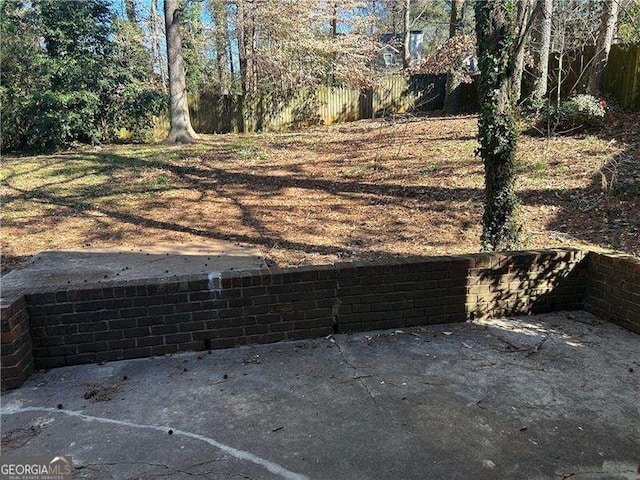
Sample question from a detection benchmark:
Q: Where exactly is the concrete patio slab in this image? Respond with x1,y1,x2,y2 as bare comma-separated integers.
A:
1,311,639,480
1,241,267,297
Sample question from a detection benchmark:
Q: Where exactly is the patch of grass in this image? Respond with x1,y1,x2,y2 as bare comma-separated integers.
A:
461,141,477,155
253,150,268,162
420,161,441,174
516,159,549,179
147,174,172,191
227,138,256,150
531,161,549,179
367,161,385,171
342,167,364,178
129,146,167,156
226,138,268,161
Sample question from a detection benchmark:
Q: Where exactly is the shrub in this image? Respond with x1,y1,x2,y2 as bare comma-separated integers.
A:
25,91,101,151
0,1,166,152
540,94,606,133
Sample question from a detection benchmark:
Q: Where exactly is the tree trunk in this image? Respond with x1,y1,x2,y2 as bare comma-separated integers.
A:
150,0,167,92
512,0,535,104
331,2,338,37
531,0,552,103
330,3,338,84
402,0,411,69
125,0,137,24
449,0,461,38
212,0,230,95
391,0,397,35
228,40,235,82
587,0,619,96
475,0,522,251
238,0,257,132
443,0,465,113
372,0,378,34
237,0,247,93
164,0,197,143
556,30,564,111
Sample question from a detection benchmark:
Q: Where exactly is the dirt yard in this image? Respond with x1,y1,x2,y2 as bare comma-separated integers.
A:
2,112,638,273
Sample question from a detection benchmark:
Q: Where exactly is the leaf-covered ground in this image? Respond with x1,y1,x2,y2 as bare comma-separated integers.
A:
2,112,638,273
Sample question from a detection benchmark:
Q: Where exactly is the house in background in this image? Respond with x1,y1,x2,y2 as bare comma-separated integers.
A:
378,31,425,71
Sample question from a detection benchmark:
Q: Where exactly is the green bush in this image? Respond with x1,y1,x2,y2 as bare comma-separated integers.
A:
0,0,166,152
25,91,101,151
540,94,606,133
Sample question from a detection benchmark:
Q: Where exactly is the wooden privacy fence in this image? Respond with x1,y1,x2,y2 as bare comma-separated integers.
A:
548,44,640,110
186,44,640,136
185,74,446,134
604,45,640,110
153,45,638,138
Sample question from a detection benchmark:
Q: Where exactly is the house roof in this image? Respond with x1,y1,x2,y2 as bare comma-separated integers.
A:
378,43,401,54
379,31,423,45
380,33,402,44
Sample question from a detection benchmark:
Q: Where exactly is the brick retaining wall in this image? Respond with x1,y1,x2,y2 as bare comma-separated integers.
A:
336,250,586,332
1,296,34,390
24,266,337,370
1,248,637,390
585,251,640,334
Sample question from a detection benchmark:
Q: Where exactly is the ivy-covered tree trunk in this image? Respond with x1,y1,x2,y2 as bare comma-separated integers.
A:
475,0,521,251
125,0,137,24
164,0,197,143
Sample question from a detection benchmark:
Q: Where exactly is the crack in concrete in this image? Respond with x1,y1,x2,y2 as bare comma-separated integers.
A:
0,405,309,480
332,338,400,428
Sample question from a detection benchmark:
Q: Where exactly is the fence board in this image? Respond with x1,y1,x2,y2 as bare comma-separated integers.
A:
183,74,446,134
604,45,640,110
548,44,639,110
155,47,639,139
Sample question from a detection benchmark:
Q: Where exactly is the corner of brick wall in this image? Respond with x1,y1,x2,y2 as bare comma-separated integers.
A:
1,295,34,390
585,250,640,334
336,249,588,333
466,249,588,321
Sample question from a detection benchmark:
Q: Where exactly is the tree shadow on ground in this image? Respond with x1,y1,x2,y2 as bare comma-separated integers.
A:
1,145,479,256
544,112,639,256
2,112,638,272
